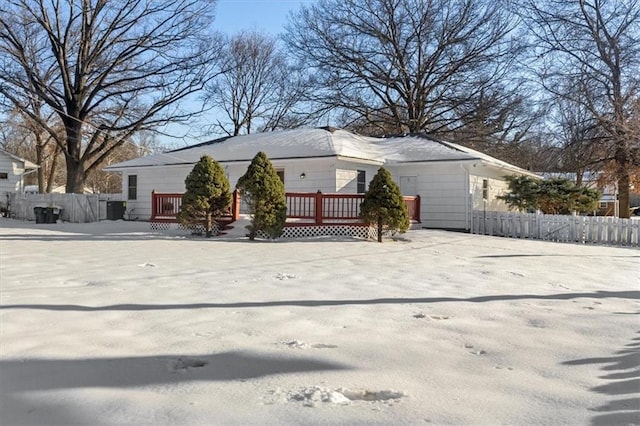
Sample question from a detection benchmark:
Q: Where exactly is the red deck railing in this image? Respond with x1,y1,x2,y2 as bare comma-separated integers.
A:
151,190,241,223
151,190,420,224
285,191,421,224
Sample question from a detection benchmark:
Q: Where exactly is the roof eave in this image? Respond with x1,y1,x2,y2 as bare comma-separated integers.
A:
479,159,540,178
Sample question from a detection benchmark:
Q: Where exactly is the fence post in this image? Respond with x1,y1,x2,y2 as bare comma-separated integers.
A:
315,190,323,225
232,189,241,221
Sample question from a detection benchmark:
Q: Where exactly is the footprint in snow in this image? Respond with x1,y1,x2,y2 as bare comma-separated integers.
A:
274,273,296,280
286,386,406,407
311,343,339,349
85,281,110,287
464,343,487,355
528,319,548,328
138,263,156,267
429,315,451,320
281,340,337,349
192,332,214,337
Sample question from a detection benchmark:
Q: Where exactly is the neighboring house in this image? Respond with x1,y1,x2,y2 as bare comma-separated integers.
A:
0,149,38,212
104,127,537,230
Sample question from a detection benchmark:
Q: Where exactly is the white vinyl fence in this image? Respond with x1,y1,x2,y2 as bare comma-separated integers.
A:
8,193,123,223
472,210,640,247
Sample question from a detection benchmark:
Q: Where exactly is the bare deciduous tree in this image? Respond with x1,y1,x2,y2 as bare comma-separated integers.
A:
0,0,221,193
520,0,640,217
551,95,607,186
205,31,309,136
285,0,523,137
0,106,64,192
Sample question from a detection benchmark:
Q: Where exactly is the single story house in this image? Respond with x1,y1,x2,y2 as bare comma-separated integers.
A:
104,127,538,230
0,149,38,212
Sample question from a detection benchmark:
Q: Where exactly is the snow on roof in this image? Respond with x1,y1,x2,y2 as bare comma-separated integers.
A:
104,127,533,176
105,128,383,170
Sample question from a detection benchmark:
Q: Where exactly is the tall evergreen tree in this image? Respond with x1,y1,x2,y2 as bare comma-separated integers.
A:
236,152,287,240
498,175,600,214
360,167,410,242
177,155,231,238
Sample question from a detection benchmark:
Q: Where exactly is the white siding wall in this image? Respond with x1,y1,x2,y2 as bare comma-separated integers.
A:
272,158,338,193
118,158,347,220
335,161,380,193
121,164,193,220
0,154,25,209
117,159,514,229
468,165,512,212
336,168,357,192
385,162,521,230
469,168,509,212
388,163,470,230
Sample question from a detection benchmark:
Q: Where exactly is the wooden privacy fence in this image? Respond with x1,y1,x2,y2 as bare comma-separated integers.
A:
472,210,640,247
151,190,421,225
8,193,102,223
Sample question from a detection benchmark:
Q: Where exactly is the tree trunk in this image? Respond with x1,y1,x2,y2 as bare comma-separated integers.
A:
36,143,45,193
46,146,61,193
65,159,86,194
617,165,630,219
205,213,213,238
64,120,86,193
377,217,383,243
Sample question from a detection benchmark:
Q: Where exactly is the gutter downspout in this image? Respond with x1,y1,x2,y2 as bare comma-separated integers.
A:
460,163,471,231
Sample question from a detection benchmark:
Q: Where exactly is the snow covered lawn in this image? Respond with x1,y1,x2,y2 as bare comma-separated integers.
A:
1,218,638,425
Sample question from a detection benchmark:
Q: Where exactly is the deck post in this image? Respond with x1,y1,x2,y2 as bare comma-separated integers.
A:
151,190,157,220
315,190,323,225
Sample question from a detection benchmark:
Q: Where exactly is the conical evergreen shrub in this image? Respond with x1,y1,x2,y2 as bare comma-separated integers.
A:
360,167,410,242
236,151,287,240
176,155,231,237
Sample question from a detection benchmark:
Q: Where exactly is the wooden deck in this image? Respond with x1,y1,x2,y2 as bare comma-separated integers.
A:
151,190,421,226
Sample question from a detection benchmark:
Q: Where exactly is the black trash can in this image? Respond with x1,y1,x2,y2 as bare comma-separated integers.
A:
34,207,45,223
44,207,58,223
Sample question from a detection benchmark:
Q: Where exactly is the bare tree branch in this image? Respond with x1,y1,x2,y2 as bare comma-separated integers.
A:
0,0,222,192
519,0,640,217
285,0,523,137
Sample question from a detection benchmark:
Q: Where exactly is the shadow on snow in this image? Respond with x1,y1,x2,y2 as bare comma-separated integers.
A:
563,332,640,426
2,291,638,312
0,351,350,425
